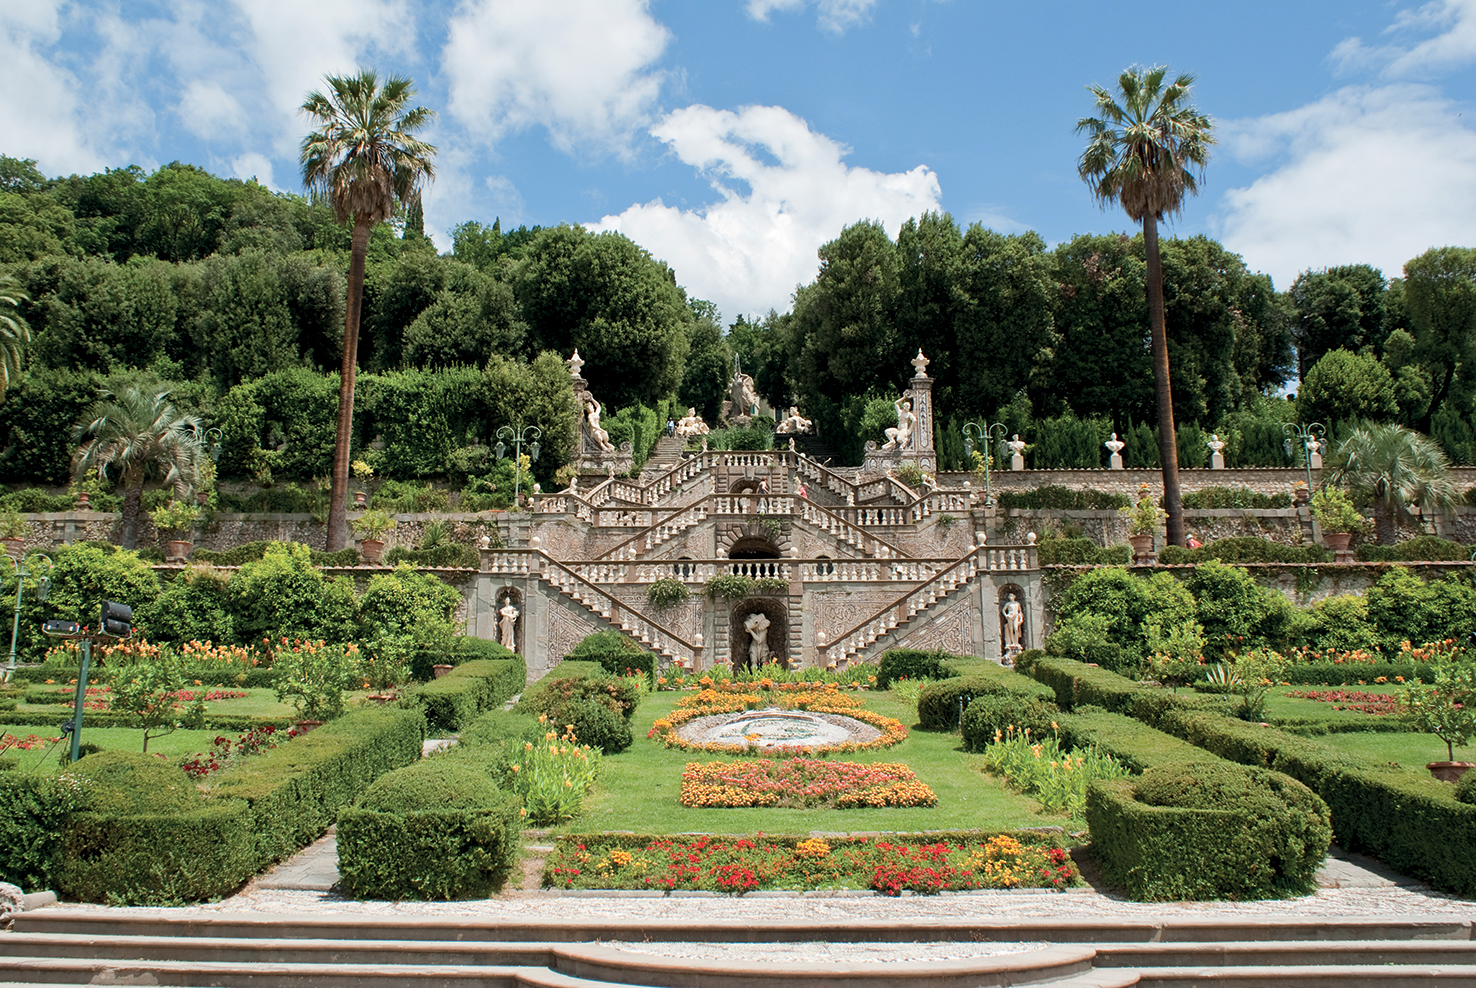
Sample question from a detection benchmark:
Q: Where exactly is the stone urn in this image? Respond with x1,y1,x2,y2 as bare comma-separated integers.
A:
1324,532,1354,563
1428,761,1474,783
432,664,454,679
354,490,367,508
166,539,193,563
1128,532,1155,564
360,538,385,565
75,491,90,509
195,491,209,506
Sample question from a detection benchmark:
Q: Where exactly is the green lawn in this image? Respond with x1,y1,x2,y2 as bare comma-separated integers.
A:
12,686,354,721
0,724,223,772
1313,729,1475,771
1262,685,1403,727
561,690,1048,835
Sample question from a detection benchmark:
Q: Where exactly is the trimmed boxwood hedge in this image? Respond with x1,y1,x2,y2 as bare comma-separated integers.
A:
337,759,522,900
876,649,961,690
916,668,1056,730
412,656,526,734
1158,537,1331,565
410,636,519,683
1356,537,1476,562
960,693,1057,751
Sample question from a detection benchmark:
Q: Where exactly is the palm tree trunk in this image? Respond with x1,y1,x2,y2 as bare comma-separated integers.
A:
120,475,144,550
1143,213,1184,547
327,217,373,551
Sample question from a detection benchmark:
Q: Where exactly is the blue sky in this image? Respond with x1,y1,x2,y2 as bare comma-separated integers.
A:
5,0,1476,323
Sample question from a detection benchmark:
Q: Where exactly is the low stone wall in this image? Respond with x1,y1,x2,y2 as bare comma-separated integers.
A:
942,466,1476,498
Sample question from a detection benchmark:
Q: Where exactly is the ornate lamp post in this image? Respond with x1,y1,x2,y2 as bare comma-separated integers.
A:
961,421,1008,505
1282,422,1326,492
1,552,51,683
495,425,542,505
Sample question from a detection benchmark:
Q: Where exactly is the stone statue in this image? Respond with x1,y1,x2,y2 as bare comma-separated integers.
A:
743,611,771,667
584,398,615,452
730,373,760,418
1007,434,1027,471
1207,433,1226,470
1105,432,1125,470
881,398,915,451
675,407,710,438
1001,593,1024,650
498,596,520,651
776,406,813,435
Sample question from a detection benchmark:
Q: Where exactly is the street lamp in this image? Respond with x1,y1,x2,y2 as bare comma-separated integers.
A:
495,425,542,505
1282,422,1326,491
961,421,1008,505
1,552,51,683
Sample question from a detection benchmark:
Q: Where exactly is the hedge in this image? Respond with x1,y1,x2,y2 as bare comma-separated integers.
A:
409,636,518,683
384,544,480,569
337,759,522,900
9,666,278,689
1280,662,1436,686
876,649,962,689
1356,537,1476,562
960,693,1058,751
1019,654,1223,726
1052,709,1211,774
1158,538,1331,565
1086,762,1330,902
412,656,525,734
192,540,359,568
916,668,1055,730
1180,487,1293,509
209,706,425,869
0,774,86,892
1037,538,1132,566
997,485,1129,510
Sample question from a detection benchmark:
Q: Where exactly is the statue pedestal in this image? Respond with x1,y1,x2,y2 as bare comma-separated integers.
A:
1210,451,1225,469
1109,452,1124,470
1002,643,1022,668
1010,453,1024,471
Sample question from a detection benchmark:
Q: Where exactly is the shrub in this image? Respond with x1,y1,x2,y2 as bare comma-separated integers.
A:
1158,537,1331,565
562,699,634,753
1088,761,1331,901
1048,567,1195,670
1357,537,1476,562
193,540,358,569
383,543,479,568
147,564,235,644
1455,768,1476,806
413,658,524,733
337,759,522,900
997,485,1129,510
568,630,654,682
225,542,358,645
408,636,519,683
272,642,361,721
960,694,1057,752
1044,613,1131,673
916,670,1055,730
1365,568,1476,651
1302,595,1381,653
1180,487,1293,509
0,773,90,891
1037,537,1132,566
518,673,641,750
1184,559,1295,657
876,649,961,690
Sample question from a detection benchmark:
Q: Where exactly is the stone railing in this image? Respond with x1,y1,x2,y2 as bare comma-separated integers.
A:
482,549,996,586
824,548,990,663
540,555,701,664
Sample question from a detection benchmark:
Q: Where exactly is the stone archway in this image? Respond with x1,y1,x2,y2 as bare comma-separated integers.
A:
729,598,788,671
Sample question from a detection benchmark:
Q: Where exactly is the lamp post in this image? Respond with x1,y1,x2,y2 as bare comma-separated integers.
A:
1282,422,1326,492
495,425,542,505
1,552,51,683
961,421,1008,506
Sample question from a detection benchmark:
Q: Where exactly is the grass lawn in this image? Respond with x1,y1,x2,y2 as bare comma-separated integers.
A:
0,724,223,773
1262,686,1403,728
12,686,324,721
1313,729,1475,771
562,690,1050,835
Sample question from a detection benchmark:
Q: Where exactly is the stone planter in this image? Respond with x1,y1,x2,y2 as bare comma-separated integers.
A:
432,664,454,679
74,492,90,509
1324,532,1354,563
360,538,385,565
354,490,367,508
1428,761,1474,783
166,540,192,563
1128,532,1155,564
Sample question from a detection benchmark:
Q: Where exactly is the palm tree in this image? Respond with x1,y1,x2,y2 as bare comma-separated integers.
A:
72,389,204,549
0,275,32,396
1331,422,1458,545
300,71,436,550
1077,66,1214,547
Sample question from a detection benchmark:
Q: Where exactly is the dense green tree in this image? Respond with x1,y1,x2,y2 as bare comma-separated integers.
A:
727,311,791,411
71,388,205,548
0,156,49,194
1297,348,1398,426
401,275,525,369
31,256,178,372
678,300,731,424
1077,64,1215,547
300,70,437,551
1331,422,1459,545
953,226,1056,418
1289,265,1388,378
512,225,689,408
0,191,77,262
893,212,965,411
188,250,300,383
481,351,579,485
1403,246,1476,432
0,274,31,395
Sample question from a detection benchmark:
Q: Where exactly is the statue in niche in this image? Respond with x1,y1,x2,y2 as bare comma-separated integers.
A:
881,398,915,451
743,611,771,667
676,407,710,438
498,596,520,651
776,406,813,435
584,398,615,452
1001,593,1024,650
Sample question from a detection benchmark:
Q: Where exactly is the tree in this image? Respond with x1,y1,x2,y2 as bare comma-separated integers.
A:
1298,348,1398,426
1403,246,1476,432
1331,422,1459,545
0,274,32,396
1077,65,1215,547
300,71,437,550
71,388,205,548
1289,265,1388,379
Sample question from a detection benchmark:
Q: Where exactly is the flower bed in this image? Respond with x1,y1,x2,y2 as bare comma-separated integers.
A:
680,759,937,809
544,832,1079,895
1286,689,1400,716
26,685,248,711
647,685,907,756
656,668,876,691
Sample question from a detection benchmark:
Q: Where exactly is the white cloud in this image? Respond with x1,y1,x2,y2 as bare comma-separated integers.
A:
230,152,276,189
745,0,879,33
589,104,942,321
442,0,670,154
1333,0,1476,76
1216,84,1476,289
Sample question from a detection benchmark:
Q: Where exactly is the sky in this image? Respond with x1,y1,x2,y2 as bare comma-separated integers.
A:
4,0,1476,325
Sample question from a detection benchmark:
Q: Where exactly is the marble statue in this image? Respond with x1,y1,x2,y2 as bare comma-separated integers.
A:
730,373,760,418
498,596,520,651
1001,593,1024,650
1007,434,1027,471
881,398,915,451
1207,433,1226,470
1105,432,1125,470
675,407,710,438
584,398,615,452
743,611,771,667
776,406,813,435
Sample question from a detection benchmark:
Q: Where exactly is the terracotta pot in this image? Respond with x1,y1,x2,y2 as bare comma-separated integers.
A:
1293,487,1311,506
1,537,22,559
195,491,209,506
1428,761,1474,783
75,492,90,509
354,490,367,508
360,538,385,565
166,539,192,562
294,719,323,734
432,664,454,679
1324,531,1354,563
1128,532,1155,563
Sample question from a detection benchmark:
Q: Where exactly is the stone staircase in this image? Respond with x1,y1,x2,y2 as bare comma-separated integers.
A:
540,557,697,664
643,434,686,472
8,911,1476,986
824,548,989,664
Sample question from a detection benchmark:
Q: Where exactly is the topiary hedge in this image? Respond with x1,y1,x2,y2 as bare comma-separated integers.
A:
412,657,525,734
998,485,1129,510
1037,537,1132,566
336,759,522,900
916,669,1055,730
516,671,641,753
384,544,480,569
876,649,961,690
1158,537,1331,565
1180,487,1293,509
0,773,88,893
409,636,519,683
192,539,359,568
1356,537,1476,562
960,693,1057,751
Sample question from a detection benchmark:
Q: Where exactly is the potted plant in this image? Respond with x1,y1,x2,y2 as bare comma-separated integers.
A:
149,500,202,562
1120,485,1165,563
1310,487,1369,561
352,509,394,564
351,459,374,507
0,509,25,558
1400,662,1476,782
